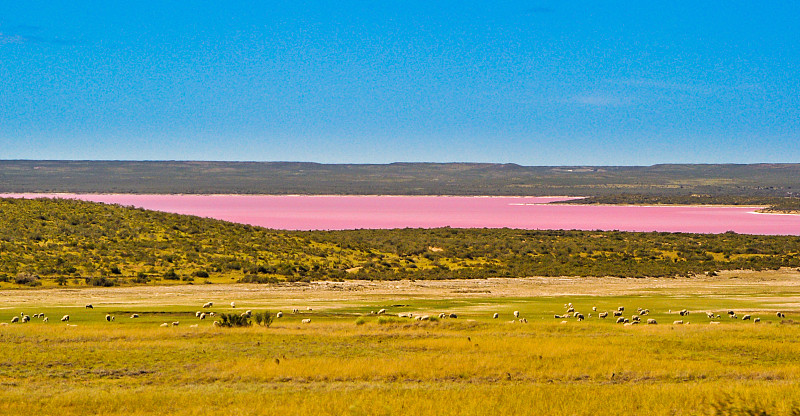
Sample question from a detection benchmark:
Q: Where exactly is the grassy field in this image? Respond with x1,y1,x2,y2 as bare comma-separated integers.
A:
2,270,800,415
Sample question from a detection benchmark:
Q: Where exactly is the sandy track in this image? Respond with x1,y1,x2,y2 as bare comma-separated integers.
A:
2,269,799,308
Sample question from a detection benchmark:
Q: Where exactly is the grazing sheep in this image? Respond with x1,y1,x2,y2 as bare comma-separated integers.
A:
42,317,48,322
599,312,608,318
276,312,283,318
22,315,30,323
105,314,113,322
160,323,169,327
742,315,751,320
592,306,597,311
11,316,19,323
245,310,252,317
130,314,139,319
306,307,312,311
199,313,206,320
32,313,39,318
377,309,386,315
640,309,649,316
207,312,215,316
575,313,585,321
520,318,528,323
301,318,311,324
85,304,93,309
616,317,625,324
730,314,738,319
679,309,689,316
647,319,657,325
706,312,715,319
449,313,458,319
202,302,213,308
618,306,624,312
493,313,499,319
513,311,520,318
398,313,409,318
566,307,575,313
61,315,70,322
631,315,640,322
195,311,202,317
230,302,236,308
172,321,179,326
673,320,684,325
728,310,735,316
292,309,299,314
754,318,761,323
439,313,447,319
212,321,220,327
777,312,786,318
420,315,430,321
554,315,562,319
613,311,623,317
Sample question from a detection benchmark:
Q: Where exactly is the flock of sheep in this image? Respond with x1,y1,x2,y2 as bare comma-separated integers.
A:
1,300,789,327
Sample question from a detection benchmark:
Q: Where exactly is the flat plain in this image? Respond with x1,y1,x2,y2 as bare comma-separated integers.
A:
2,269,800,415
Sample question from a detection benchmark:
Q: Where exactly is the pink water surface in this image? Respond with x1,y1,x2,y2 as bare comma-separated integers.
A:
3,194,800,235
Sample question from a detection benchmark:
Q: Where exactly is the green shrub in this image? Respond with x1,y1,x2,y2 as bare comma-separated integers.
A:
355,317,366,325
86,276,119,287
163,269,179,280
217,313,251,327
193,270,209,278
15,272,39,285
252,312,273,327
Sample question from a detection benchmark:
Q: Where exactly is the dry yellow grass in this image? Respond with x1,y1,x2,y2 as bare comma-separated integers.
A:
2,270,800,415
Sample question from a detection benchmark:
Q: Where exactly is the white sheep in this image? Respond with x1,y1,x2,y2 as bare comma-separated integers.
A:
61,315,70,322
301,318,311,324
105,314,113,322
230,302,236,308
592,306,597,311
11,316,19,323
742,315,751,320
599,312,608,318
513,311,520,318
377,309,386,315
616,317,625,324
647,319,657,325
754,318,761,323
43,317,48,323
439,313,447,319
130,314,139,318
493,313,499,319
22,315,30,323
195,311,202,317
673,320,684,325
160,323,169,327
618,306,625,312
172,321,179,326
202,302,213,308
276,312,283,318
199,313,206,320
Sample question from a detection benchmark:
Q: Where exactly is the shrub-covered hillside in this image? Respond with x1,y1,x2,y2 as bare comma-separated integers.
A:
1,197,799,287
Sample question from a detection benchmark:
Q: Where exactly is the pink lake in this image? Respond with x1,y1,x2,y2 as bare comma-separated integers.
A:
3,194,800,235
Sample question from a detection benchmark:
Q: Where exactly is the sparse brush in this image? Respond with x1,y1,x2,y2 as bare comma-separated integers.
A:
253,312,273,327
217,313,251,327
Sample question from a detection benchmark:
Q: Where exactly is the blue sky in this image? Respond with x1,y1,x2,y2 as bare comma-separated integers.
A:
1,1,798,164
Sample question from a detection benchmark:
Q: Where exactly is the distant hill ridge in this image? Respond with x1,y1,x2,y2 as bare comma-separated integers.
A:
1,160,799,197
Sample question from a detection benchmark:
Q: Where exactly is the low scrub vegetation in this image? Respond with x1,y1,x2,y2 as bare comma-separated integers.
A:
2,197,800,287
